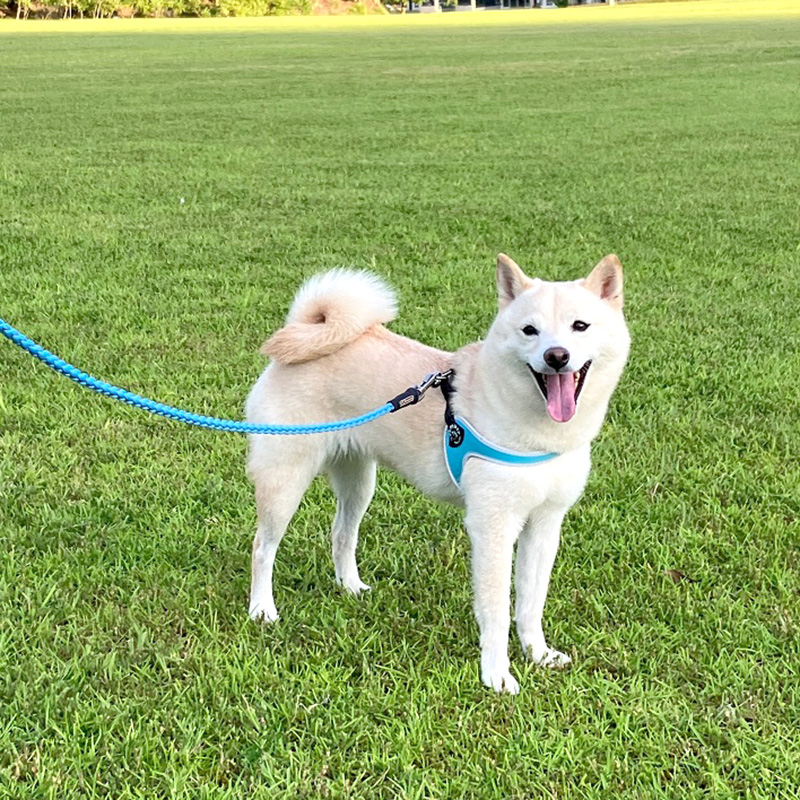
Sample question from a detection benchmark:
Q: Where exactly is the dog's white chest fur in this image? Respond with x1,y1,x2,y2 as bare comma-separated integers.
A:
460,445,592,516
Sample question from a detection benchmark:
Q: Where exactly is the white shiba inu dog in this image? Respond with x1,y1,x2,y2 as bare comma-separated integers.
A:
246,254,630,693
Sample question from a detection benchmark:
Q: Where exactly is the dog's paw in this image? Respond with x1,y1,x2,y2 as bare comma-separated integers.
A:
533,648,572,669
481,651,520,694
337,576,371,596
482,668,520,694
249,600,279,623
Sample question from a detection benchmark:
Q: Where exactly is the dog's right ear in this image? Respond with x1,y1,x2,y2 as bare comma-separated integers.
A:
496,254,531,309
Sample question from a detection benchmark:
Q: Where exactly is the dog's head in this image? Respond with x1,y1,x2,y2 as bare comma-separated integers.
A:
488,253,630,424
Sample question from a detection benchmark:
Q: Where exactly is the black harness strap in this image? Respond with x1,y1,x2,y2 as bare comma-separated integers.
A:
438,370,464,448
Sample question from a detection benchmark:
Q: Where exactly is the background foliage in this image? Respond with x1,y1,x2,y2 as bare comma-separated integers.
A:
3,0,331,20
1,2,799,796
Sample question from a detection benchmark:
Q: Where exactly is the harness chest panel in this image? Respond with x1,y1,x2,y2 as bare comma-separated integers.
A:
443,415,559,489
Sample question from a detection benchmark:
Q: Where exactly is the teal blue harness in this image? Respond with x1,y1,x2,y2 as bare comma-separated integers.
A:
443,415,559,488
438,372,560,489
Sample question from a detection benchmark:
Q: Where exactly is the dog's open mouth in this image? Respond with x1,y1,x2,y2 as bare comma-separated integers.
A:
528,361,591,423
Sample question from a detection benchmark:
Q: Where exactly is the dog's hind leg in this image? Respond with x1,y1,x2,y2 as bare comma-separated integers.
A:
326,454,376,596
249,444,323,623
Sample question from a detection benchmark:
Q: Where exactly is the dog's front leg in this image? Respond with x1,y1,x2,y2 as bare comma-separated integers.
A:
514,507,571,668
465,504,526,694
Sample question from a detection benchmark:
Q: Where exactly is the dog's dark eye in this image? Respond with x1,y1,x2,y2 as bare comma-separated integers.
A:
522,325,539,337
572,320,590,332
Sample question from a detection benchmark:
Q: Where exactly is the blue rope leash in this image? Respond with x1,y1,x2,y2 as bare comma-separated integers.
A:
0,318,405,435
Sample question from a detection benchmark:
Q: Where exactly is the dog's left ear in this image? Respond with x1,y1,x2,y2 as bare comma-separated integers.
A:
497,254,532,309
584,254,623,310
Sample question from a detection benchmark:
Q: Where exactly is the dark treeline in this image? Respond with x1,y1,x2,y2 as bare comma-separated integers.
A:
2,0,385,17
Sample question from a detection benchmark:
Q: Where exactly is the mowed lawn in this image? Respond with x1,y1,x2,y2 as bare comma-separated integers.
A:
1,1,799,796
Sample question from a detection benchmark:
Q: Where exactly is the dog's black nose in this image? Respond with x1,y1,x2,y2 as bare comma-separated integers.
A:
544,347,570,371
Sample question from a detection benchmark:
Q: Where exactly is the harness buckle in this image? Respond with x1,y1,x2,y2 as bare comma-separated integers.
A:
448,423,464,448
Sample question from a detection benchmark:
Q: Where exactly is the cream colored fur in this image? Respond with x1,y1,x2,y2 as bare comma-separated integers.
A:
261,269,398,365
246,255,630,693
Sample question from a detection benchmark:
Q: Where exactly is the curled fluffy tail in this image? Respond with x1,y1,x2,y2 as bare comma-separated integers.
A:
261,269,398,365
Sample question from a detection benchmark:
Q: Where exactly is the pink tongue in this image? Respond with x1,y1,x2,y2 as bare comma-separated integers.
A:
546,373,576,423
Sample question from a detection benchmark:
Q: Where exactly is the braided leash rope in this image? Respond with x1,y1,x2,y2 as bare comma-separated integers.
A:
0,318,399,435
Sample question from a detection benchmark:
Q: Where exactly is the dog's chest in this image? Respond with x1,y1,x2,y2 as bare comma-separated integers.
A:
462,446,591,514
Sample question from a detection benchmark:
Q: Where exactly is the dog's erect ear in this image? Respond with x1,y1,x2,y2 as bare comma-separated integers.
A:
496,254,531,308
584,254,624,310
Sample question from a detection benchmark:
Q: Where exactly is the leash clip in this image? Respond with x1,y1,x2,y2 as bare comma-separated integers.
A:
388,370,452,413
416,370,448,395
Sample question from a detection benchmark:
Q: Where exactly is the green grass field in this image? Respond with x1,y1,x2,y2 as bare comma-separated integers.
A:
2,1,800,796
